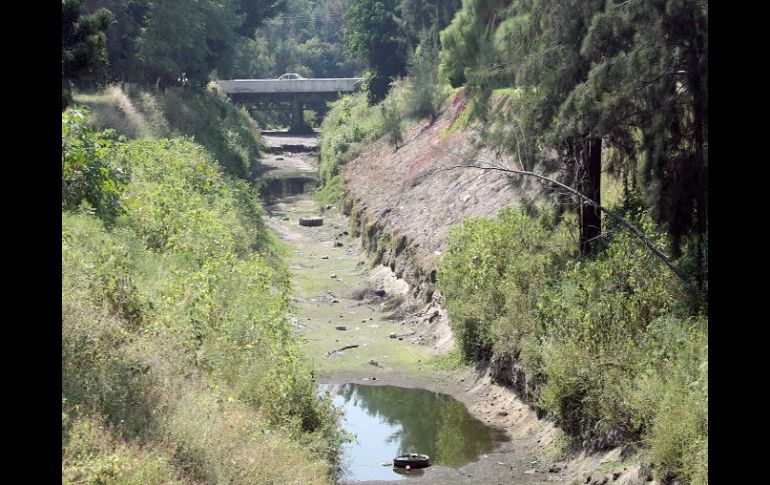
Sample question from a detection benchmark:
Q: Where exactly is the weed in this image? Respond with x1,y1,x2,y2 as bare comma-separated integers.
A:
437,206,707,479
62,111,343,483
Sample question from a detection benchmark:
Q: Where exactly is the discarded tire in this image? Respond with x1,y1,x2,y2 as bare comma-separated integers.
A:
299,217,323,227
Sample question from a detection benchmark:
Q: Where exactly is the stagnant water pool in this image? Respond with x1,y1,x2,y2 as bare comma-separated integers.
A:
322,383,509,482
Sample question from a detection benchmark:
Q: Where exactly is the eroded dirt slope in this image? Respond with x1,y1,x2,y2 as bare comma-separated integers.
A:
344,94,543,286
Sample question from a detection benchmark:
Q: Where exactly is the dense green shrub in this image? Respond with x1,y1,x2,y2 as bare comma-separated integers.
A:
118,137,274,260
73,84,265,179
533,212,696,451
316,92,384,203
438,208,572,359
437,207,707,483
155,85,265,179
62,107,131,224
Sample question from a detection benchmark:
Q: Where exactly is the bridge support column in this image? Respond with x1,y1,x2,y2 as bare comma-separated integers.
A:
289,96,312,134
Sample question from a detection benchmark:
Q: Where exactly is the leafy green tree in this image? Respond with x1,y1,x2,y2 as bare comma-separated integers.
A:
345,0,408,103
83,0,149,83
405,30,442,122
232,0,361,79
131,0,243,87
237,0,289,36
82,0,289,87
232,32,277,79
62,0,113,108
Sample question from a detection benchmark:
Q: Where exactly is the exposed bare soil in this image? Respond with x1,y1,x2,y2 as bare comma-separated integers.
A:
344,97,544,278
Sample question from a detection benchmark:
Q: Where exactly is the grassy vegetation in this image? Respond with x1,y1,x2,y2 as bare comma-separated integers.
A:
73,83,265,179
437,206,707,484
316,92,385,205
62,107,345,483
425,348,466,371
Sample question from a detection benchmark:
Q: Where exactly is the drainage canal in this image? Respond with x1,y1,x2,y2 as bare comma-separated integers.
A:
257,174,318,199
323,383,509,482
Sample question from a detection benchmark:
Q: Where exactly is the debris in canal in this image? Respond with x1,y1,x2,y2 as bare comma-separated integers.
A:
393,453,431,469
299,216,323,226
324,344,359,357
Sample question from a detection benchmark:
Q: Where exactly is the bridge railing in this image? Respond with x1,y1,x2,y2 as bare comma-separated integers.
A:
217,78,363,94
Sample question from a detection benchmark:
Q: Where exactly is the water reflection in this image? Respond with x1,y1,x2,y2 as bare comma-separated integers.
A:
326,383,508,482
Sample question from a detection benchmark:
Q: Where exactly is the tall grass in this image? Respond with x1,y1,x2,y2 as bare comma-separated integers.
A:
62,108,345,483
73,83,265,179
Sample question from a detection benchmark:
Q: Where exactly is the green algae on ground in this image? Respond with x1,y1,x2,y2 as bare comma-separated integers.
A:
265,195,433,377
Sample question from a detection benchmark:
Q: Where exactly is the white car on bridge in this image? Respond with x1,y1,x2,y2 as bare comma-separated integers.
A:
278,73,304,80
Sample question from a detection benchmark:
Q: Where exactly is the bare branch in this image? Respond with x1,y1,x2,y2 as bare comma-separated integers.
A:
429,163,687,281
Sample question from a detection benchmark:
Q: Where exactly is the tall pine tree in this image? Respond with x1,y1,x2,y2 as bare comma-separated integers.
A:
62,0,113,108
557,0,708,281
495,0,607,254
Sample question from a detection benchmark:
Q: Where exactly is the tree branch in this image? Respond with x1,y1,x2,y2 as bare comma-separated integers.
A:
430,163,688,281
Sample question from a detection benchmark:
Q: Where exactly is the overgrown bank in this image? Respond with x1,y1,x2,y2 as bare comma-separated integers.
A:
62,108,345,483
73,84,265,180
316,82,707,482
438,208,707,484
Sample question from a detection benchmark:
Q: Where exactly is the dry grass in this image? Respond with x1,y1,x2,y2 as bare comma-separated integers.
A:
73,83,265,179
62,272,336,485
73,86,168,139
164,380,332,484
62,413,185,484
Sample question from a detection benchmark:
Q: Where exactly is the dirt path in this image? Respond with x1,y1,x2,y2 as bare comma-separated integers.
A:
260,132,567,485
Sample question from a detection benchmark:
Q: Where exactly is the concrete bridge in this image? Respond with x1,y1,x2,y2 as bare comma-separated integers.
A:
216,77,363,133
